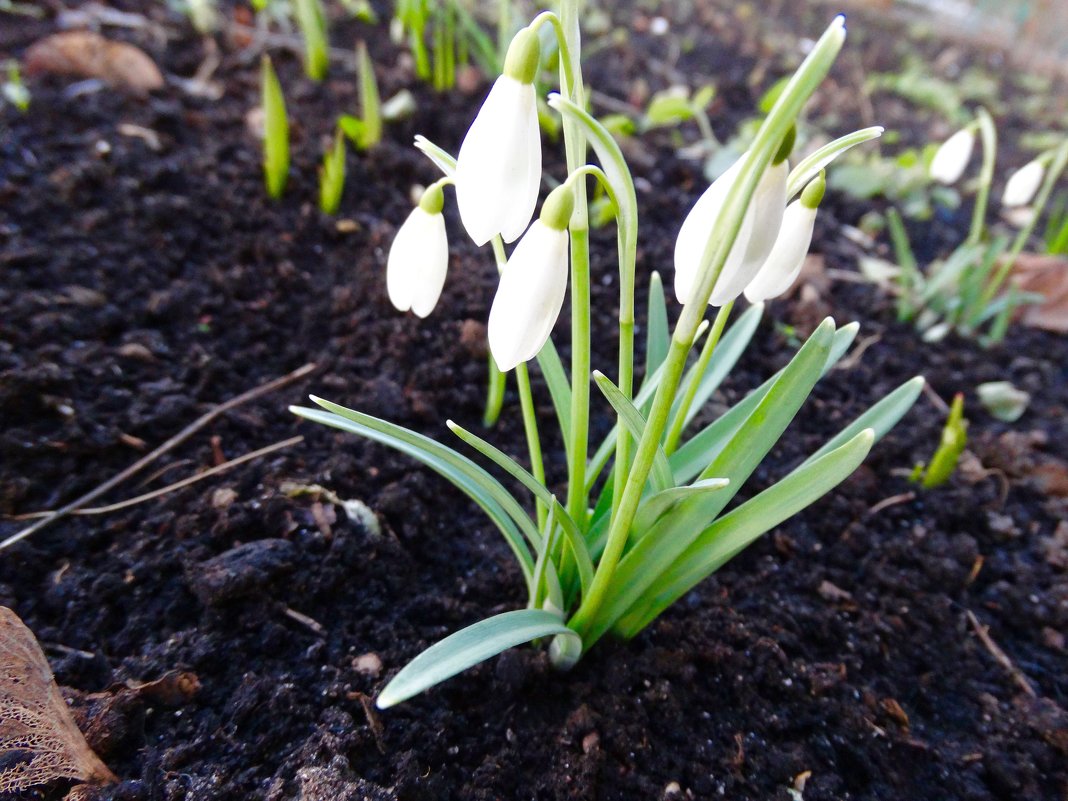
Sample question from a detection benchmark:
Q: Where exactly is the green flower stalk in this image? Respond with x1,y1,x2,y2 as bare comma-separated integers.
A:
292,12,921,707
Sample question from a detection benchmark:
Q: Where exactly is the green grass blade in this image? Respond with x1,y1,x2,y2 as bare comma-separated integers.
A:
535,339,572,460
293,0,329,80
318,131,346,215
616,429,875,638
643,271,669,381
355,41,382,149
797,375,924,469
670,321,856,484
291,401,536,580
592,372,673,493
377,610,580,708
413,134,456,176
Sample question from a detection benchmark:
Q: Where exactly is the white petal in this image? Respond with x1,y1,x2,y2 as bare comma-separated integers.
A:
455,77,542,247
673,157,755,306
740,160,789,268
929,129,974,184
1001,159,1044,208
487,221,569,371
387,207,448,317
743,201,817,303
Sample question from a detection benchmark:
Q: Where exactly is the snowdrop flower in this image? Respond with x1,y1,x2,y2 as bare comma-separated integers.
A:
386,183,449,318
675,131,794,307
487,184,573,371
1001,159,1044,207
929,128,975,184
745,173,825,303
455,27,542,247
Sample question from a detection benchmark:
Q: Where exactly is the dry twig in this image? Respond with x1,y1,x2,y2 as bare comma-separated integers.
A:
966,610,1038,698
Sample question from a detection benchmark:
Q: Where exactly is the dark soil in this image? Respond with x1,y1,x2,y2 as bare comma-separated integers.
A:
2,2,1067,800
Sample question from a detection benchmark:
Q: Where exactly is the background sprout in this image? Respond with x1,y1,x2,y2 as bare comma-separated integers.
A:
338,41,382,151
260,55,290,200
1,60,30,112
318,130,346,215
293,0,330,81
912,393,968,489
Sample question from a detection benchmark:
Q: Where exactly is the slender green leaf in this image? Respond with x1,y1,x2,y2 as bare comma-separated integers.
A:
318,131,346,215
593,372,673,493
616,429,876,638
377,610,580,708
644,271,669,382
293,0,329,81
670,321,856,484
631,478,729,537
535,339,572,459
354,41,382,150
291,401,536,580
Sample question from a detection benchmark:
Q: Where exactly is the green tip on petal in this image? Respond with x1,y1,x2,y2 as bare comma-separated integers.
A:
540,183,575,230
801,170,826,209
503,27,540,85
418,183,445,214
773,126,796,165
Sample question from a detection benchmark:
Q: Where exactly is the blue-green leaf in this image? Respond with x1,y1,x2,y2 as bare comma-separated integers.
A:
592,372,673,493
377,609,580,708
644,271,670,381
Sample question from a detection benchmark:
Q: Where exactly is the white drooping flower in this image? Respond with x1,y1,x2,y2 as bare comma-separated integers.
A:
674,139,792,307
929,128,975,184
487,185,573,371
744,173,825,303
674,158,754,306
454,28,542,246
1001,159,1044,207
386,185,449,318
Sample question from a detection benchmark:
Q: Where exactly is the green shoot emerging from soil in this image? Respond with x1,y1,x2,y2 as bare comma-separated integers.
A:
318,130,346,215
294,0,330,81
293,11,924,708
911,393,967,489
260,55,290,200
338,42,383,151
891,110,1068,345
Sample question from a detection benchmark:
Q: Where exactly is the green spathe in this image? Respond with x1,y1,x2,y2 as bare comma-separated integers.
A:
503,27,540,85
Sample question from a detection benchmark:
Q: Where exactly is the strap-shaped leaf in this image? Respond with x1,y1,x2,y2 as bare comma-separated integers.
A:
292,399,536,580
786,126,884,197
669,301,764,432
592,372,673,493
644,271,670,382
670,321,858,484
535,339,572,457
631,478,730,538
581,320,836,646
615,429,875,638
377,609,581,708
446,421,594,597
796,375,923,470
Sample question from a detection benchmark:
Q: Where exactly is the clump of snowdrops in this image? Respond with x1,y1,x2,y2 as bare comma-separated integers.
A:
891,109,1068,344
292,11,924,707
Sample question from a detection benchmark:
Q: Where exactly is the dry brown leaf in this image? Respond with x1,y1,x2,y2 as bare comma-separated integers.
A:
1010,253,1068,333
25,31,163,94
0,607,117,793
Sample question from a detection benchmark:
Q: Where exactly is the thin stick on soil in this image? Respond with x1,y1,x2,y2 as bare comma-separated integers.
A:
9,437,303,520
0,363,316,551
965,610,1038,698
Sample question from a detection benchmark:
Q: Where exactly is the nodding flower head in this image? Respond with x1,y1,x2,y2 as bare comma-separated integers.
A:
386,184,449,318
487,184,573,371
929,128,975,185
1001,159,1044,208
454,27,543,247
744,172,825,303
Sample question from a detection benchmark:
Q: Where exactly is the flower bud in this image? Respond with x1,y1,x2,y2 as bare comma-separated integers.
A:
743,173,823,303
929,128,974,184
386,188,449,318
1001,159,1044,208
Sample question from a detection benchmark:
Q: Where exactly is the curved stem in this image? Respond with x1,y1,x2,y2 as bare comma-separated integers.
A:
515,363,547,528
967,108,997,247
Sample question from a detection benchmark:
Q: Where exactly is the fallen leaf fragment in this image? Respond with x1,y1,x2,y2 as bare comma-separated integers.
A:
125,670,201,706
1010,253,1068,333
0,607,117,793
25,31,163,93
